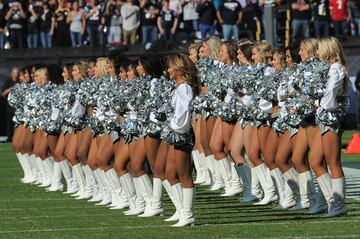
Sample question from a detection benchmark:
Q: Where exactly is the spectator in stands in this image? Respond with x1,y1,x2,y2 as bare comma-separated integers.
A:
217,0,242,41
1,67,19,142
121,0,140,45
67,1,86,47
182,0,199,41
107,0,123,45
196,0,217,40
157,0,178,41
39,1,55,48
55,0,70,47
329,0,351,41
291,0,311,44
84,0,103,47
140,0,160,47
0,2,6,49
312,0,330,38
5,1,26,48
170,0,182,16
239,0,258,40
349,0,360,36
27,0,42,48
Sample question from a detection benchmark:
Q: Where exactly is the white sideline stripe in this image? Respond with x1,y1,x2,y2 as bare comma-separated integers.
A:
0,198,75,203
0,219,360,234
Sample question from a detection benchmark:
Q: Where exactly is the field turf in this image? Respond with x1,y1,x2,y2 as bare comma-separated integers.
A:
0,131,359,239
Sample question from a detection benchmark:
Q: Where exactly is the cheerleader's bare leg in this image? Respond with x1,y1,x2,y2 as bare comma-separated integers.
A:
195,117,211,185
55,133,78,194
171,145,195,227
76,127,94,165
36,130,53,188
321,130,347,217
124,139,149,216
248,127,278,205
208,118,225,191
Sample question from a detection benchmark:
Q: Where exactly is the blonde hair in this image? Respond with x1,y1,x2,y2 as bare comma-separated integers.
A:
35,68,48,83
96,57,110,77
318,36,349,94
254,41,273,65
189,42,201,54
205,36,221,60
237,38,254,48
273,49,287,70
74,61,89,79
168,54,198,95
300,38,318,58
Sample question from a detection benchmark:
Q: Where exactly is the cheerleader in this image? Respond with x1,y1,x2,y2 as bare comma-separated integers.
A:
247,42,279,205
229,41,263,202
165,54,196,227
10,66,36,184
188,42,207,184
198,36,223,189
46,63,76,192
263,49,297,209
209,41,243,197
311,37,348,217
290,38,327,213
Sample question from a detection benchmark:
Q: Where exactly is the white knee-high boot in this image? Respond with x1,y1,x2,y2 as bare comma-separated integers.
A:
192,150,205,184
28,154,40,184
254,163,278,205
95,169,112,205
139,177,164,217
230,161,243,193
71,163,87,198
243,154,263,201
208,156,224,191
124,175,145,215
217,158,242,197
17,153,36,183
234,163,254,202
172,187,195,227
46,161,64,192
270,168,295,209
106,168,129,209
326,177,347,217
60,160,78,194
199,153,211,186
88,168,103,202
39,157,53,188
120,173,141,215
162,180,181,222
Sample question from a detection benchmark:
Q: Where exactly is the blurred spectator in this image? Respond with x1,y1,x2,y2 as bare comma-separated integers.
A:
1,67,19,142
196,0,217,40
84,0,103,47
312,0,330,37
27,0,42,48
217,0,242,41
182,0,199,41
121,0,140,45
291,0,311,44
157,0,178,40
169,0,182,15
329,0,351,41
67,1,86,47
107,0,122,44
349,0,360,36
140,0,160,46
39,1,55,48
240,0,258,40
54,0,70,47
0,1,5,49
5,1,26,48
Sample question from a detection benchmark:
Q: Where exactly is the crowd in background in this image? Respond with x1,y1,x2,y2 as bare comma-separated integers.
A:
0,0,360,49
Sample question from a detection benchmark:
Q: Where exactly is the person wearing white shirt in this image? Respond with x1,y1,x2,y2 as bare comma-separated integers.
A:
165,54,197,227
312,37,349,218
121,0,140,45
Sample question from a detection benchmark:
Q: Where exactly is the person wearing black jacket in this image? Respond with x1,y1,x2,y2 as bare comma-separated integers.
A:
312,0,330,37
4,1,26,48
196,0,216,40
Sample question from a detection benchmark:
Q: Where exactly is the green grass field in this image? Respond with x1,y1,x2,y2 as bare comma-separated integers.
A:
0,131,360,239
